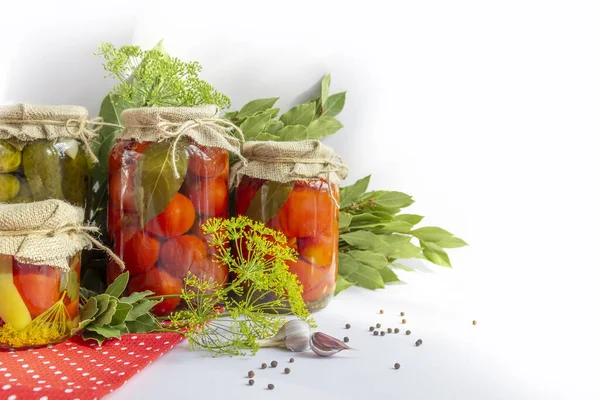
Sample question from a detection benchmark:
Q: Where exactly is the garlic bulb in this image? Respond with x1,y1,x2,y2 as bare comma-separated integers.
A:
309,332,351,357
257,319,311,352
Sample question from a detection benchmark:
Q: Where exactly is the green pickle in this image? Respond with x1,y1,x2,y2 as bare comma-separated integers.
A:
62,148,89,207
0,140,22,173
0,174,20,202
9,178,33,203
22,141,65,201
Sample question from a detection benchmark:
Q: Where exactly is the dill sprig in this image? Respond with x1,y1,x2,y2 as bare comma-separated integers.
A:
95,42,231,109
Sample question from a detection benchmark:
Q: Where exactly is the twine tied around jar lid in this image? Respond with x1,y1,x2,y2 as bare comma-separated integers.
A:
0,104,124,163
119,105,246,179
230,140,349,207
0,200,125,272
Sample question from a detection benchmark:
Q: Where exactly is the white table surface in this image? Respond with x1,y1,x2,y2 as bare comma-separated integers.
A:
107,263,598,400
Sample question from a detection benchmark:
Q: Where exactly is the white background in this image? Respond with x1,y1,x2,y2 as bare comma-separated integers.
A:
1,0,599,398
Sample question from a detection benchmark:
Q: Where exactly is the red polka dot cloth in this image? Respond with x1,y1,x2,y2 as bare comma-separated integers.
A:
0,333,184,400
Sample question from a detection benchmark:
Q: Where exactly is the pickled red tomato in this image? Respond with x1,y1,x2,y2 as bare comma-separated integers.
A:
188,146,228,178
279,184,336,238
119,228,161,275
12,262,61,318
108,208,139,238
108,140,149,173
129,267,182,317
145,192,196,238
160,235,208,279
235,177,264,215
109,170,136,211
297,234,336,268
286,259,329,303
187,178,228,217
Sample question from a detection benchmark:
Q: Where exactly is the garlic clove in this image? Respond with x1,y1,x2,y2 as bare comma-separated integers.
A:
257,319,311,352
309,332,351,357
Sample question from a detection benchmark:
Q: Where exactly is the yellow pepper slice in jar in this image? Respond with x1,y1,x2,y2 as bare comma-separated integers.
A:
0,255,32,330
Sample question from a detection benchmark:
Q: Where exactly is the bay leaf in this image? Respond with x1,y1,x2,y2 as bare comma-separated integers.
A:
277,125,308,141
94,298,118,326
252,132,280,141
104,271,129,298
120,290,154,304
240,112,273,139
22,141,65,201
80,297,98,321
340,231,388,251
238,98,279,119
421,240,452,267
375,220,414,234
320,74,331,114
245,181,294,223
126,299,161,321
362,190,414,209
265,120,284,134
334,275,355,295
134,140,189,224
339,212,353,229
280,103,315,127
81,331,108,346
411,226,454,242
378,266,401,283
86,324,122,339
348,250,389,269
306,116,343,139
436,236,468,248
338,253,360,275
110,302,133,326
348,264,385,290
395,214,424,225
340,175,370,208
323,92,346,117
126,314,161,333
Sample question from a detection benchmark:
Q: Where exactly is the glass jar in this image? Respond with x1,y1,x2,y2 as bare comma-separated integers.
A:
0,104,92,207
107,107,237,317
236,177,340,311
0,253,81,349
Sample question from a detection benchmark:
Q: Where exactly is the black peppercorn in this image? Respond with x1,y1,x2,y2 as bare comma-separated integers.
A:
271,360,278,368
284,367,291,374
248,371,255,378
400,312,405,316
374,331,379,336
387,328,392,334
289,358,295,363
394,328,400,334
402,319,407,324
369,326,375,332
345,323,351,329
415,339,422,346
381,331,386,337
405,330,411,335
380,309,384,314
473,320,477,326
261,363,267,369
343,336,349,343
394,363,401,369
376,323,381,328
268,384,275,390
249,379,255,386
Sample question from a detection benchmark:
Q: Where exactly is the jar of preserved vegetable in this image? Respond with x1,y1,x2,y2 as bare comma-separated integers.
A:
231,140,348,311
107,106,243,317
0,104,96,207
0,200,90,349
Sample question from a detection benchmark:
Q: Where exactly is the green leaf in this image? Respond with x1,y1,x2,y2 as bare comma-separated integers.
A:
240,112,273,139
378,266,401,283
81,331,107,346
280,103,316,127
113,322,130,335
94,294,111,316
421,241,452,267
224,111,238,119
262,108,280,118
395,214,424,225
94,298,118,326
364,191,413,209
306,116,343,139
245,181,294,223
126,300,161,321
265,120,284,134
340,175,371,208
126,314,161,334
436,236,468,248
411,227,454,242
104,272,129,298
338,253,361,275
334,275,355,295
95,93,126,152
238,98,279,119
383,239,423,259
348,250,389,269
392,262,415,272
320,74,331,113
252,133,280,141
86,324,122,339
323,92,346,117
80,297,98,321
340,231,387,251
111,302,133,326
120,290,154,304
350,213,388,226
339,212,353,229
376,220,414,234
348,264,385,290
277,125,308,141
134,140,189,224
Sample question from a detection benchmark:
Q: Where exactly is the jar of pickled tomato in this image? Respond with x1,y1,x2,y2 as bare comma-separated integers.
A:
232,140,348,311
107,107,243,316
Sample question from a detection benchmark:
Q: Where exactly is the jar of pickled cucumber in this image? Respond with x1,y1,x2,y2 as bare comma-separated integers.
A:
0,200,88,349
107,106,243,317
231,140,348,311
0,104,95,207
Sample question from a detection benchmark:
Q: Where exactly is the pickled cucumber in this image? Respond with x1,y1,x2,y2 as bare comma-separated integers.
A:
62,149,90,207
0,255,32,330
0,140,22,173
8,178,33,203
0,174,20,202
22,141,65,201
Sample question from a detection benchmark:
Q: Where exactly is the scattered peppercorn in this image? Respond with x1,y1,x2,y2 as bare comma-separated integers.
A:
248,371,255,378
387,328,392,334
374,331,379,336
376,323,381,328
473,320,477,326
380,309,384,314
268,384,275,390
369,326,375,332
380,331,386,337
345,323,351,329
344,337,349,343
284,368,291,374
261,363,267,369
289,358,295,363
394,363,401,369
415,339,422,346
394,328,400,334
405,330,411,335
402,319,407,324
400,312,405,316
271,361,278,368
249,379,255,386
